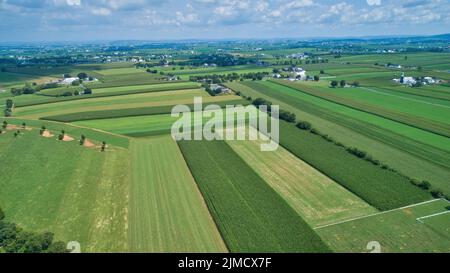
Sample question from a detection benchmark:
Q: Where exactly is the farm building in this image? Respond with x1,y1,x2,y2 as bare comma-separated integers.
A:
210,84,231,94
60,77,79,85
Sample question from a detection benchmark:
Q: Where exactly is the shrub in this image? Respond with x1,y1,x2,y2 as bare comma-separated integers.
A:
279,110,296,123
296,121,312,130
430,189,444,199
346,147,367,159
418,181,431,190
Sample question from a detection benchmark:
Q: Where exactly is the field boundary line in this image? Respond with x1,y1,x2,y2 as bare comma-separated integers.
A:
416,210,450,223
314,199,443,230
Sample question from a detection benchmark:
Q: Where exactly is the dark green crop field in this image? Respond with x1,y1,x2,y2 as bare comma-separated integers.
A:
178,140,330,253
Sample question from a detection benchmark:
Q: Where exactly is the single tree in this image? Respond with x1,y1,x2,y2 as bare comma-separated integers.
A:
340,80,346,88
2,120,7,129
77,72,88,80
101,141,106,152
313,75,320,81
330,81,338,88
80,135,86,145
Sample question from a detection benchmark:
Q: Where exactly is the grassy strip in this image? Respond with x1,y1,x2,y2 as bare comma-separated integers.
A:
16,85,199,108
41,99,249,122
278,120,432,210
178,140,330,253
273,80,450,138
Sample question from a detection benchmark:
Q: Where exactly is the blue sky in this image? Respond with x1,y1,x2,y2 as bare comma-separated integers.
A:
0,0,449,41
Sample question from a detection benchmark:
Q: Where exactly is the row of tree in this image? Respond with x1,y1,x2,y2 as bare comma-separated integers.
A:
330,80,360,88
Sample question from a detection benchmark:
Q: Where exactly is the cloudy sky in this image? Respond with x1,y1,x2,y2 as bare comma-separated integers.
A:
0,0,449,41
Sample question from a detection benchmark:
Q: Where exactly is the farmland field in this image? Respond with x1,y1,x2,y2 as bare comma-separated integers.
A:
178,140,330,253
227,81,450,195
317,199,450,253
278,121,432,210
224,128,377,227
2,35,450,255
128,136,227,252
13,89,217,119
0,125,131,252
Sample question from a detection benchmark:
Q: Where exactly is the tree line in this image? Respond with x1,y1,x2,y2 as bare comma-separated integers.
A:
0,207,68,253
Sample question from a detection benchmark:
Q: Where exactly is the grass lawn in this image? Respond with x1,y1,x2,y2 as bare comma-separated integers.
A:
128,136,227,252
316,199,450,253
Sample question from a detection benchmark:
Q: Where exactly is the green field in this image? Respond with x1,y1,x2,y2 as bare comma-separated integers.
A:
278,121,432,210
128,136,227,252
13,89,213,119
0,126,131,252
275,80,450,138
224,128,377,227
94,67,146,76
72,107,256,137
317,199,450,253
92,82,200,94
227,81,450,195
178,140,330,253
43,98,248,122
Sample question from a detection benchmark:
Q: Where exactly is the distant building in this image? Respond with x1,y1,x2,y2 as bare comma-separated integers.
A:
210,84,231,94
60,77,79,85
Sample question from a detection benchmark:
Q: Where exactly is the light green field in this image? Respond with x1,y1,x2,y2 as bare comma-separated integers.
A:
14,89,231,119
92,82,200,94
0,127,131,252
72,107,258,137
264,81,450,152
224,129,377,227
293,82,450,127
316,199,450,253
94,67,146,76
128,136,227,252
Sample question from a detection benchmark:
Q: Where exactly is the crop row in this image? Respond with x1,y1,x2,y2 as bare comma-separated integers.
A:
278,120,431,210
178,139,330,253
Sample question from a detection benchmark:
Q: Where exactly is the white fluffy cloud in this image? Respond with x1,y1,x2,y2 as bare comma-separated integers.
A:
66,0,81,6
367,0,381,6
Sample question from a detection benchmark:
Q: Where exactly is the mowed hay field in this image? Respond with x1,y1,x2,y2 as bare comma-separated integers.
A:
316,199,450,253
178,140,330,253
13,89,219,119
128,136,227,253
224,129,377,227
0,126,131,252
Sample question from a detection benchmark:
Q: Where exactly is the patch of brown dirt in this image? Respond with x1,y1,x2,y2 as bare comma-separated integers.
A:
63,135,74,142
6,124,18,131
42,130,54,138
83,139,96,148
